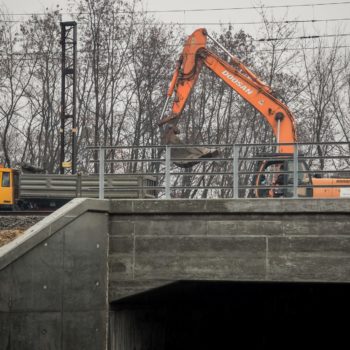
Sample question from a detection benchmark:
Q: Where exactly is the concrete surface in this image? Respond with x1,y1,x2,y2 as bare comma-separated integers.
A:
1,198,350,349
108,198,350,300
0,199,109,350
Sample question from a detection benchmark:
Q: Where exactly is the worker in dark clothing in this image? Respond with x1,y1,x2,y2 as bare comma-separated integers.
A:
258,174,269,197
273,164,285,197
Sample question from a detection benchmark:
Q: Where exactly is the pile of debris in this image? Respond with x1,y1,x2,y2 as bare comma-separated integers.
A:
0,229,24,247
0,216,42,247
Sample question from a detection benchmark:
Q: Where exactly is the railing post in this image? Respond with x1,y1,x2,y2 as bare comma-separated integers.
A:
293,144,298,198
99,146,105,200
165,145,171,199
233,144,239,199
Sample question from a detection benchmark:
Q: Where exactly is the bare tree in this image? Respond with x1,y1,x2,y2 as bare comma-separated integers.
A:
75,0,139,172
19,11,62,172
126,17,181,173
301,37,349,170
0,10,38,166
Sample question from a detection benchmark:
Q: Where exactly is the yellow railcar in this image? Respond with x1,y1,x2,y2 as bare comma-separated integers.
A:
1,169,156,210
0,165,20,208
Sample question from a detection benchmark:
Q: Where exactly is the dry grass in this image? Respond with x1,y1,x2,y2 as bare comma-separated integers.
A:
0,229,25,247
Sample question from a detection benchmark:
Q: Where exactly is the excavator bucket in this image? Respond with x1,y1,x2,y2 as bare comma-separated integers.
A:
162,126,219,168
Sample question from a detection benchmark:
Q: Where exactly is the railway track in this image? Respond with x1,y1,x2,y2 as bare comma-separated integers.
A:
0,210,54,216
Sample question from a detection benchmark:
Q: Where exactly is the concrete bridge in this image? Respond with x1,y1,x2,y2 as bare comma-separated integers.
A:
1,198,350,349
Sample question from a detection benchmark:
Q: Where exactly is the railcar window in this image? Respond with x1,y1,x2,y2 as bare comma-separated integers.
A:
2,172,10,187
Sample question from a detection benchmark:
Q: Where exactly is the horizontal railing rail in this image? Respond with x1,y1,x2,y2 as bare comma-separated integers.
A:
84,142,350,199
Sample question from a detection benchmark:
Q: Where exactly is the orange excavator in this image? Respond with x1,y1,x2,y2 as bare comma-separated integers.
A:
158,28,350,198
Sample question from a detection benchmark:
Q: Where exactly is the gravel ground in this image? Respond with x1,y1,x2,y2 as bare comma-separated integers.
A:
0,216,43,247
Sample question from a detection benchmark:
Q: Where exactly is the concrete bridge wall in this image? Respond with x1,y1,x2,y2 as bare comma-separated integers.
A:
1,198,350,349
109,199,350,300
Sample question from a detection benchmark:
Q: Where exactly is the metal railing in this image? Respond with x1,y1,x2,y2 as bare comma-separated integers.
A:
85,141,350,199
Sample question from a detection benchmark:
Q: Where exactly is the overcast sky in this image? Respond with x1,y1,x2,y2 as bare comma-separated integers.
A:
1,0,349,43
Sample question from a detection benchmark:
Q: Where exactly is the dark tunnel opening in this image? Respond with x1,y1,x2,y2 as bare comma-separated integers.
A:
109,281,350,350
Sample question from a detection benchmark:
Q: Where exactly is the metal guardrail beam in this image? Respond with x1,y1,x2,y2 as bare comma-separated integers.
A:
85,140,350,150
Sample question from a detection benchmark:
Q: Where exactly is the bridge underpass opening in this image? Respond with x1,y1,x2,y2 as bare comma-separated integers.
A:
109,280,350,350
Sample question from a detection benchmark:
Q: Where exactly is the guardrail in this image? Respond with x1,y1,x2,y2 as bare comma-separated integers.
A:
85,141,350,199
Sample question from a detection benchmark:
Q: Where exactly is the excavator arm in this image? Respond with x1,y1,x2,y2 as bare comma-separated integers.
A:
159,28,297,154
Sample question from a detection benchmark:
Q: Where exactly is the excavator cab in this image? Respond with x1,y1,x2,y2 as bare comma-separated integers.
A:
251,154,313,198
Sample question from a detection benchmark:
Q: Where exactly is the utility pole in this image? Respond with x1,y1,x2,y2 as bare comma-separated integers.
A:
60,21,77,174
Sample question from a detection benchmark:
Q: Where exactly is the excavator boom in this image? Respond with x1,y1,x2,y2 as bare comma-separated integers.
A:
159,28,297,154
158,28,350,199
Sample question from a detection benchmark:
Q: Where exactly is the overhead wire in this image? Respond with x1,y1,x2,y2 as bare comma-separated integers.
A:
0,31,349,47
257,33,350,41
134,1,350,13
1,2,349,60
4,1,350,16
2,17,350,25
1,3,349,45
1,42,349,62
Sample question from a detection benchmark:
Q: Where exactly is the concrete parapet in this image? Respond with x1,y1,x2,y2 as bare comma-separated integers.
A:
109,198,350,300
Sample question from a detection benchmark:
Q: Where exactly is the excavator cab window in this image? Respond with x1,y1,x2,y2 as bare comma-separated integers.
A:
285,160,312,197
255,157,312,198
256,160,287,198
